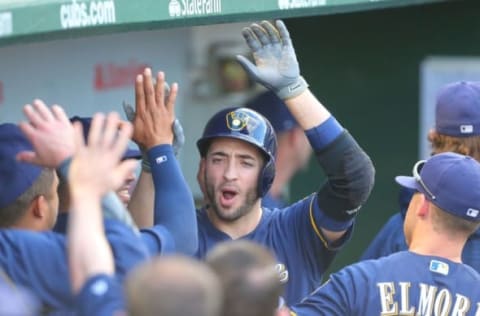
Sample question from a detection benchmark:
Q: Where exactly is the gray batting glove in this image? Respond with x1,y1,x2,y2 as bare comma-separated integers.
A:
236,20,308,100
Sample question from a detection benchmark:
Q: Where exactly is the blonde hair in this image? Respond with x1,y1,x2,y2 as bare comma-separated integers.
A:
428,130,480,161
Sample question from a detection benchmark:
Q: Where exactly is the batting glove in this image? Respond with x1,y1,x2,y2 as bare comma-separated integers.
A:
236,20,308,100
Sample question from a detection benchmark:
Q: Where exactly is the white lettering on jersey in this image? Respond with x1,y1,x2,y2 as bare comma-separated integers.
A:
452,294,470,316
377,282,477,315
377,282,397,314
418,283,437,315
399,282,415,314
433,288,452,316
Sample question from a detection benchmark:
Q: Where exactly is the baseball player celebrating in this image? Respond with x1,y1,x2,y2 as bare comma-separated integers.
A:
193,20,375,304
128,19,375,305
291,152,480,315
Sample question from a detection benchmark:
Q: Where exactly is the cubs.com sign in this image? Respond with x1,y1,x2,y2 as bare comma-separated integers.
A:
169,0,221,17
278,0,326,9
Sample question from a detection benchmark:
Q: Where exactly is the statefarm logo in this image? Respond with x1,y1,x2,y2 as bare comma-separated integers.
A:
278,0,326,10
168,0,221,18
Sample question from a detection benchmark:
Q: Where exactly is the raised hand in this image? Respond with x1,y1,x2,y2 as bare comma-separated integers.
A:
132,68,178,150
236,20,308,100
17,99,75,168
123,102,185,157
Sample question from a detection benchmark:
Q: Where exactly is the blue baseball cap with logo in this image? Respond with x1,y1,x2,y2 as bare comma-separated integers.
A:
70,116,141,160
435,81,480,137
245,90,297,134
0,123,43,209
395,152,480,222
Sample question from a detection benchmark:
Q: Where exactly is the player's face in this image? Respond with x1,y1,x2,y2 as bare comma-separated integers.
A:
203,137,262,222
116,169,137,206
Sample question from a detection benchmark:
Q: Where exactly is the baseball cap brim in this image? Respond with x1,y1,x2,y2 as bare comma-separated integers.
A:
395,176,421,192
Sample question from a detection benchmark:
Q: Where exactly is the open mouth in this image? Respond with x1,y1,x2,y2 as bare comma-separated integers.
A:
220,188,238,207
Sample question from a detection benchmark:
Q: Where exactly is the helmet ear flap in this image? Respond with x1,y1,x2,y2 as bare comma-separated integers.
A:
258,159,275,197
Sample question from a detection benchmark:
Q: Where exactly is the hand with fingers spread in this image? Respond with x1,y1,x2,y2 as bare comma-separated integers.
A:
123,83,185,158
123,68,180,173
17,99,75,168
131,68,178,150
69,112,138,201
236,20,308,100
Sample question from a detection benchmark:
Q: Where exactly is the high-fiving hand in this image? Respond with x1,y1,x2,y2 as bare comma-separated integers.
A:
236,20,308,100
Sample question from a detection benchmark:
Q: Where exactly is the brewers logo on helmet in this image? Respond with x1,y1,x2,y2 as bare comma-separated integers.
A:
197,107,277,197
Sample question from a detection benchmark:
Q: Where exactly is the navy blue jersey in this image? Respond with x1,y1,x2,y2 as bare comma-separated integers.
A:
291,251,480,316
76,274,125,316
262,192,288,209
0,220,148,311
196,193,353,305
360,213,407,260
362,215,480,272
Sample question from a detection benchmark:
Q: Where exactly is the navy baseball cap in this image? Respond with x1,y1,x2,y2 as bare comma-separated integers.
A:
435,81,480,137
0,123,43,209
70,116,141,160
395,152,480,222
245,90,297,134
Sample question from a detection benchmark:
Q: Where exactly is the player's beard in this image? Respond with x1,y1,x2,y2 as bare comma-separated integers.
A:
204,172,259,223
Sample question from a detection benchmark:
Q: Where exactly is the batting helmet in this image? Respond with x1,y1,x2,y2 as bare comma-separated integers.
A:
197,107,277,197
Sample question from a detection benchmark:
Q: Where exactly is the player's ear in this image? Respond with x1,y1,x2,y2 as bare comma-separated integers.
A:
31,195,47,219
416,194,429,217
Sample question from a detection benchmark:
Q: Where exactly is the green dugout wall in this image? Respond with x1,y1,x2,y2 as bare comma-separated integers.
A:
287,0,480,275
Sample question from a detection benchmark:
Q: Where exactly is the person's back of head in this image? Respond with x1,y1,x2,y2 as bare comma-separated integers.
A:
125,255,222,316
429,81,480,161
0,123,58,230
206,240,285,316
396,152,480,240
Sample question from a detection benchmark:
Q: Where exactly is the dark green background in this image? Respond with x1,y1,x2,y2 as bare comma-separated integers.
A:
286,0,480,276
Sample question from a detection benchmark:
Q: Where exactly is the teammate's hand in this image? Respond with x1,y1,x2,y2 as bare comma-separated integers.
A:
122,69,182,172
236,20,308,100
17,99,75,168
69,112,137,200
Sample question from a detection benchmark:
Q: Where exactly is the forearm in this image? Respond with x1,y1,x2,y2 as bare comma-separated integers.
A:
150,145,198,255
68,196,114,294
284,89,332,130
128,170,155,227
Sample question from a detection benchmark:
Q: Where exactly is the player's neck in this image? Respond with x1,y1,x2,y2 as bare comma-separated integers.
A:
408,229,465,263
208,203,263,239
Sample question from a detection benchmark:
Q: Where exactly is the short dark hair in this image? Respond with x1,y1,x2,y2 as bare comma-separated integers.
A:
0,168,55,227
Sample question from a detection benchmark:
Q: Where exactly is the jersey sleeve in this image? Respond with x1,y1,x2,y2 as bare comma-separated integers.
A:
0,230,73,308
76,274,126,316
148,144,198,255
140,225,176,255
